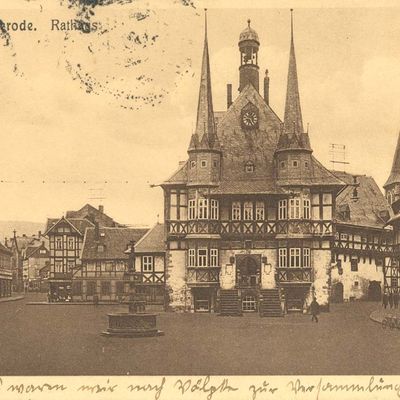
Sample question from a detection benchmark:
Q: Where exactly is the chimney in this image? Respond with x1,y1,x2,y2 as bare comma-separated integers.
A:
4,237,8,247
38,230,42,238
98,205,104,214
94,221,100,241
264,69,269,105
227,83,232,109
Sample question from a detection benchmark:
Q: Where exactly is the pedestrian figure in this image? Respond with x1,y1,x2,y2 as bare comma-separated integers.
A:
383,292,388,309
310,297,320,323
394,291,399,309
389,292,394,309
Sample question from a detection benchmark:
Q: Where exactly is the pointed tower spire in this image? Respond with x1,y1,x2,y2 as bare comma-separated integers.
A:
189,9,219,151
384,131,400,188
277,9,312,152
283,9,304,136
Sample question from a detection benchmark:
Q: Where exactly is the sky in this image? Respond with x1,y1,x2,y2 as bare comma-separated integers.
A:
0,0,400,227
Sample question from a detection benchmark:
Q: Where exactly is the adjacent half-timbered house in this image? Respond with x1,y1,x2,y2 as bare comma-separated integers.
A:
384,132,400,295
134,223,166,308
45,217,94,301
331,172,393,302
74,226,148,302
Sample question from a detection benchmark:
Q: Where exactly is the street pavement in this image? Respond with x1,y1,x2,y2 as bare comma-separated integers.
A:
0,293,398,375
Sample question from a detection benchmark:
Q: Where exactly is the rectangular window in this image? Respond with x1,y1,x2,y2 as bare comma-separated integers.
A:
67,260,74,272
351,258,358,272
55,261,63,273
55,237,63,250
67,237,74,250
142,256,154,272
86,281,96,296
210,199,219,220
72,281,82,295
197,248,208,267
101,281,111,295
278,248,287,268
188,199,196,220
243,201,253,220
289,198,301,219
255,201,265,220
210,249,218,267
105,262,113,273
188,249,196,267
289,248,301,267
116,281,124,295
198,199,208,219
278,200,287,220
303,199,311,219
232,201,241,220
303,248,310,268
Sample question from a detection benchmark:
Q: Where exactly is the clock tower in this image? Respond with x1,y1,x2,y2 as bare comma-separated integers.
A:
238,19,260,92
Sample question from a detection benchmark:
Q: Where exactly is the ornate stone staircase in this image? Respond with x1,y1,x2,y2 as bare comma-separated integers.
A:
259,288,283,317
218,289,242,316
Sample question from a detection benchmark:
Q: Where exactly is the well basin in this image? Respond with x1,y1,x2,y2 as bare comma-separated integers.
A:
101,312,164,338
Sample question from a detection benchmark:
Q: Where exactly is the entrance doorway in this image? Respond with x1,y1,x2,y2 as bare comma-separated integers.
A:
331,282,344,303
236,256,261,287
193,288,213,312
368,281,381,301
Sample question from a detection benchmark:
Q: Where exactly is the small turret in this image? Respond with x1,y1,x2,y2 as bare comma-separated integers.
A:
238,19,260,92
384,131,400,210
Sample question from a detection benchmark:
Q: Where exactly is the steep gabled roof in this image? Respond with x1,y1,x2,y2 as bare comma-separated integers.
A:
81,227,148,261
44,217,94,236
0,242,12,255
66,204,122,227
135,223,165,253
162,161,188,186
333,171,393,229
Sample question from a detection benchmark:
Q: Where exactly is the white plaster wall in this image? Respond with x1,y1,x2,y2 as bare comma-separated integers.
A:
165,249,191,311
155,256,164,272
310,249,331,308
332,255,384,300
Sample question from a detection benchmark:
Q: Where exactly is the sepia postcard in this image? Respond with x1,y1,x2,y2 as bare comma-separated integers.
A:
0,0,400,399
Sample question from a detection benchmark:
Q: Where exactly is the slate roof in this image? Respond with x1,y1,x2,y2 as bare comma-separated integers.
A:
45,217,94,236
66,204,122,227
81,227,149,261
211,180,283,195
333,171,393,229
135,223,165,253
0,242,12,255
162,161,188,186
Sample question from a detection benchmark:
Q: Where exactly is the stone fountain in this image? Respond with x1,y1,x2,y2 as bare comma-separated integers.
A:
101,241,164,338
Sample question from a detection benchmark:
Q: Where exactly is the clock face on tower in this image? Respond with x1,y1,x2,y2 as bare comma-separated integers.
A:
241,103,259,130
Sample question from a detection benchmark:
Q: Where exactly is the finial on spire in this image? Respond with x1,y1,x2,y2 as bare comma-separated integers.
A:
290,9,294,42
247,19,251,28
204,9,208,40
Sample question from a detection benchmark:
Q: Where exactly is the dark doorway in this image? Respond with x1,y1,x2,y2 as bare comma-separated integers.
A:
331,282,344,303
368,281,381,301
193,288,212,312
236,256,261,287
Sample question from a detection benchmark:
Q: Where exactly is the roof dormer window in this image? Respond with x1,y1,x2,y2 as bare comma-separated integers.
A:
97,245,105,253
245,161,255,173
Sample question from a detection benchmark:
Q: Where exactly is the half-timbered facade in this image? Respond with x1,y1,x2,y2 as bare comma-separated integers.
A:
384,132,400,295
134,223,166,308
45,217,93,301
74,226,148,302
162,13,348,314
331,172,393,302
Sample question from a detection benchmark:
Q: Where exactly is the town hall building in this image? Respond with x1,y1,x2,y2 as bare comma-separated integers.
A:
161,11,393,314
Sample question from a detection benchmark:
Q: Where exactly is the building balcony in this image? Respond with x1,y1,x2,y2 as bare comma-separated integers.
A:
276,268,312,283
166,219,333,238
186,267,220,287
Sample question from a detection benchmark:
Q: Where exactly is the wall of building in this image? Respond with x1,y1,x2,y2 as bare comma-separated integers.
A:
311,247,331,309
165,248,192,311
332,254,384,301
